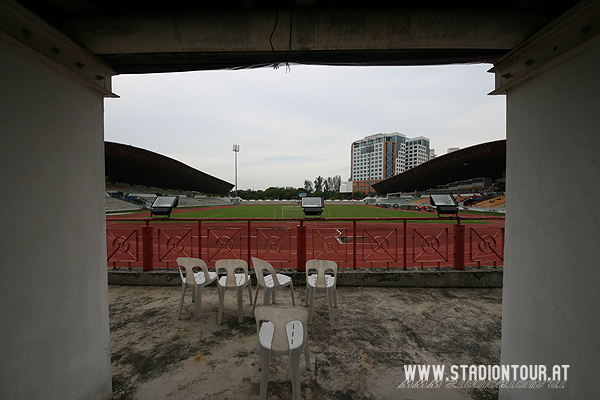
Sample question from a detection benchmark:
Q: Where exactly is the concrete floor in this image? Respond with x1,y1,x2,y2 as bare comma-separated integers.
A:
109,284,501,400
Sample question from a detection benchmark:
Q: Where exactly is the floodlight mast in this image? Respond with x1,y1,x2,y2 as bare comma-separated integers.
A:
233,144,240,198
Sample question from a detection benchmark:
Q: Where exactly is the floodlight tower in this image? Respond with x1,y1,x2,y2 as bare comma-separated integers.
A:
233,144,240,198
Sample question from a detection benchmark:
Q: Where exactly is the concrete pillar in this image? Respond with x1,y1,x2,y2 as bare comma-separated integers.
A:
0,3,115,398
491,2,600,398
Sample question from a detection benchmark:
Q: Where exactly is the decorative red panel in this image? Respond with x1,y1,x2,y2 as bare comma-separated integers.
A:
107,228,139,262
412,227,449,264
256,227,292,262
312,227,347,262
470,227,504,262
207,228,242,261
158,228,193,261
362,228,398,262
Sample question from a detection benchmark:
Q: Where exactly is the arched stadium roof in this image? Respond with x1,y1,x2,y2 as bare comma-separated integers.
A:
372,139,506,194
105,142,233,195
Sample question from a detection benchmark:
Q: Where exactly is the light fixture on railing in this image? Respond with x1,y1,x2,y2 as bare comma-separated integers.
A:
429,193,459,217
151,196,179,218
301,197,324,217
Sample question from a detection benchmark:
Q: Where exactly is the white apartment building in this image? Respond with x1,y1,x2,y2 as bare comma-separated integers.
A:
351,133,430,193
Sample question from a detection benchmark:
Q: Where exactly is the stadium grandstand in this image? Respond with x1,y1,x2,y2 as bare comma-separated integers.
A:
371,140,506,212
105,142,234,212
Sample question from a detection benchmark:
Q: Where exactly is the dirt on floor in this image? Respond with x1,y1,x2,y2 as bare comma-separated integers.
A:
108,284,502,400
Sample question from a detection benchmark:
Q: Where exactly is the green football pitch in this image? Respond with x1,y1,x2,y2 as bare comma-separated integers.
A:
169,204,502,221
173,204,417,219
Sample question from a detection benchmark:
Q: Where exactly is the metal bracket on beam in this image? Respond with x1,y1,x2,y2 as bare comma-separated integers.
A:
0,0,118,97
489,0,600,95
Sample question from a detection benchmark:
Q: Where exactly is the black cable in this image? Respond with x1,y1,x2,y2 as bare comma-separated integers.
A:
288,7,293,52
270,8,280,69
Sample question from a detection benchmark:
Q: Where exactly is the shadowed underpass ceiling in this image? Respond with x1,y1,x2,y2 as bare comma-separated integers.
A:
14,0,583,73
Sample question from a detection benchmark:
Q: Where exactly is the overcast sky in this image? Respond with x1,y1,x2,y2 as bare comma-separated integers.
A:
104,63,506,191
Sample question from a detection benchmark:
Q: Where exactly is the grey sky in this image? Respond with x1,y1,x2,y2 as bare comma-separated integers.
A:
104,63,505,191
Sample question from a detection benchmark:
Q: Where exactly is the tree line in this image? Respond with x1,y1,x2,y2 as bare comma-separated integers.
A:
233,175,350,200
302,175,342,194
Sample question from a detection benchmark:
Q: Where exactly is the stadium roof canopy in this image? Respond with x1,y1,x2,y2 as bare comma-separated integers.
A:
372,139,506,194
105,142,234,195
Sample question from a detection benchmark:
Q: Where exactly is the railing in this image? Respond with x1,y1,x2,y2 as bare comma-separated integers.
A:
106,216,505,271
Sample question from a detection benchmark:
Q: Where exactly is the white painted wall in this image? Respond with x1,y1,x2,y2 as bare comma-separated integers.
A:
340,180,353,193
500,36,600,399
0,38,111,398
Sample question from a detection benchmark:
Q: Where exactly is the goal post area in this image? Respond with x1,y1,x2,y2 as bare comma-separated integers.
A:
281,205,304,218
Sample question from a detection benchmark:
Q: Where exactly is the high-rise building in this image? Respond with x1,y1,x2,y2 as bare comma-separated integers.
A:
351,133,430,193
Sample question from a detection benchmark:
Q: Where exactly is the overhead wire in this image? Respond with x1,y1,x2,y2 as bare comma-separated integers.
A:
270,6,293,72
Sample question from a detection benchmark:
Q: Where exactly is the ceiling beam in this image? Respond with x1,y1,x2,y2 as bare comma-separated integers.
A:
53,7,556,73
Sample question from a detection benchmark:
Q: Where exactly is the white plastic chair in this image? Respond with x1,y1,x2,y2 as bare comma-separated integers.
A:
254,306,310,400
251,257,295,313
305,260,338,325
176,257,218,320
215,259,253,324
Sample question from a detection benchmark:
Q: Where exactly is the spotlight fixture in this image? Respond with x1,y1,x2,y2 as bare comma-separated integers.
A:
301,197,324,217
429,193,459,217
151,195,179,218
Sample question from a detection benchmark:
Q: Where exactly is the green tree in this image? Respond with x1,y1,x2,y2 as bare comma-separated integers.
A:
303,180,313,194
314,176,324,192
333,175,341,192
326,177,335,192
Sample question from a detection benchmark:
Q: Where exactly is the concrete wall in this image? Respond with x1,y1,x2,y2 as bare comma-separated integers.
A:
0,37,112,398
108,267,503,287
500,35,600,398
